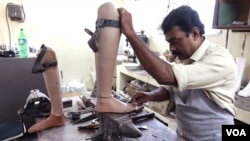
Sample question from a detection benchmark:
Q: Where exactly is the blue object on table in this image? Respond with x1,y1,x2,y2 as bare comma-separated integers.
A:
0,120,25,141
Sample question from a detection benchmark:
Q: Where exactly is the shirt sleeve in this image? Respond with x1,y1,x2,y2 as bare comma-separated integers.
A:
172,46,236,92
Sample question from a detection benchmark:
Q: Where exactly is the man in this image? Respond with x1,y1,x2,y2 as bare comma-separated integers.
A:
118,6,237,141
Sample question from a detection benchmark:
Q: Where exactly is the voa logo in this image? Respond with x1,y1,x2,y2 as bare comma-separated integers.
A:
226,129,246,136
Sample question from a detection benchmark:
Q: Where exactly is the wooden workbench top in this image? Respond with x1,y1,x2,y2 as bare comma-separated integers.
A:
36,115,179,141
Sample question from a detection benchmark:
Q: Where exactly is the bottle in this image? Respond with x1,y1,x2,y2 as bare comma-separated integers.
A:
18,28,28,58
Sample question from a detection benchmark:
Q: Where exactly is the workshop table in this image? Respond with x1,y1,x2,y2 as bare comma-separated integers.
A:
34,113,178,141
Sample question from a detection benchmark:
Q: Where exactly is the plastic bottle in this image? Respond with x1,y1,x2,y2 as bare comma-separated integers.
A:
18,28,28,58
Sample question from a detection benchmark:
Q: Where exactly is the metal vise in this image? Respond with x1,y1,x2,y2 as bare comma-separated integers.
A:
91,111,154,141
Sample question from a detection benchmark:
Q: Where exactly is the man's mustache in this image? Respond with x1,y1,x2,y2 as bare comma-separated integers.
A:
172,51,181,55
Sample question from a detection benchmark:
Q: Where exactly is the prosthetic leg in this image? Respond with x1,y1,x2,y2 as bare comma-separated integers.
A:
85,3,142,140
92,2,135,114
28,45,64,133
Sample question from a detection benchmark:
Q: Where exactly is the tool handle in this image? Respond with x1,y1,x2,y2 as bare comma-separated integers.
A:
84,28,94,36
78,122,100,129
74,113,97,123
131,112,155,122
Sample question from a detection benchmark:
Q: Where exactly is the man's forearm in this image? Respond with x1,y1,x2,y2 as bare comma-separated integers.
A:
126,33,161,75
126,33,176,85
149,86,170,102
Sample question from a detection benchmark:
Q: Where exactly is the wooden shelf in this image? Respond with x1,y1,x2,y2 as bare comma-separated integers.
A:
213,0,250,31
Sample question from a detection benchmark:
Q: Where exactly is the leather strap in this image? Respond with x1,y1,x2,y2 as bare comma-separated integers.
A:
32,44,57,74
98,95,113,98
86,19,120,53
96,19,120,29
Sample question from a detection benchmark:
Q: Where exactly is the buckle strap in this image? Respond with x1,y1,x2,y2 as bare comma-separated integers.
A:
32,44,57,74
96,19,120,29
85,19,120,53
41,61,57,69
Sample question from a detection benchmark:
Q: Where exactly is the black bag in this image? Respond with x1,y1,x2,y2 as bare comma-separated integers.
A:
23,89,51,118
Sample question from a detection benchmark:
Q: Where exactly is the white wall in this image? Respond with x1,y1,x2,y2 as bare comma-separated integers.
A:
0,0,124,89
149,29,250,83
1,0,250,90
123,0,250,83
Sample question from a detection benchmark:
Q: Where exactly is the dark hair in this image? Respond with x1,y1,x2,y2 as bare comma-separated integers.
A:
161,6,205,36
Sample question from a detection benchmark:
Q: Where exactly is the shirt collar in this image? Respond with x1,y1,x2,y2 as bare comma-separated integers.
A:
189,37,209,62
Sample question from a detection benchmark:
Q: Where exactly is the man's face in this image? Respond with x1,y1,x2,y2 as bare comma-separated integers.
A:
164,26,196,60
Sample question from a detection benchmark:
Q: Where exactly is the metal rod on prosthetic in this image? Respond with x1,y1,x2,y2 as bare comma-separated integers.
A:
28,46,64,134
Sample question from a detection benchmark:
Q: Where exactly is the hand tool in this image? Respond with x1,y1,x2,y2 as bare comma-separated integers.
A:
78,122,100,130
73,112,97,124
131,112,155,122
64,107,94,121
136,125,148,130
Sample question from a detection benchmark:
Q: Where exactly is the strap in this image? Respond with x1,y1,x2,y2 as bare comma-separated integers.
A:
32,44,57,74
32,44,47,74
98,95,113,98
96,19,120,29
41,62,57,69
85,19,120,53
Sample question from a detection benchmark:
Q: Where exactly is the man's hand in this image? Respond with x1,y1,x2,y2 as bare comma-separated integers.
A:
131,87,170,105
130,91,152,106
117,8,135,37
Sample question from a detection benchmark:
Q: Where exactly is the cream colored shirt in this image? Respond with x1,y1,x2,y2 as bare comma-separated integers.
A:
169,38,237,115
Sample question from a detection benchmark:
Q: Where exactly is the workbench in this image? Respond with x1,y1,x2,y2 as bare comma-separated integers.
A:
21,96,179,141
36,113,178,141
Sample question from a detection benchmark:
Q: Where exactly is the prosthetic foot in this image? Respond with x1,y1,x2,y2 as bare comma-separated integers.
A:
28,45,64,133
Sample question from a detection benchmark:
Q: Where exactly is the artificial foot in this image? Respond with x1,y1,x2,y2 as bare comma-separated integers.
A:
28,115,64,134
94,96,139,113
